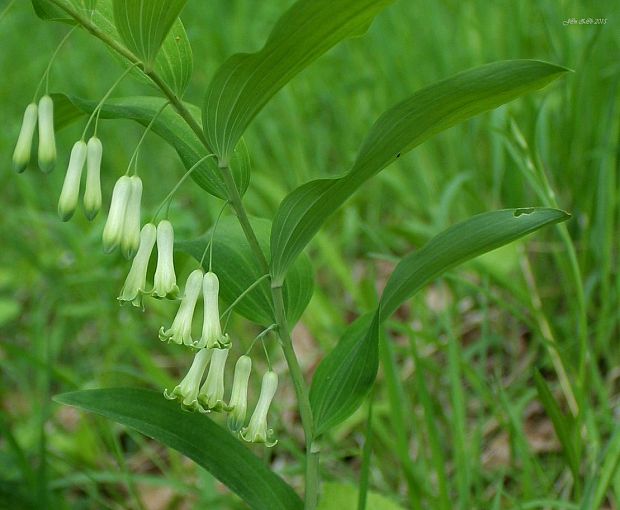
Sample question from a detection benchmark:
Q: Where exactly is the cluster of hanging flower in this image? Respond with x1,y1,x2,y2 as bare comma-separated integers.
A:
160,268,278,446
13,96,56,175
14,96,279,447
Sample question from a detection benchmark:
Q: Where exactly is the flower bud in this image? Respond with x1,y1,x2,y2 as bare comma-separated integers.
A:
57,141,87,221
37,95,56,173
164,348,212,412
121,176,143,259
227,355,252,433
13,103,38,173
118,223,156,308
241,371,278,447
103,176,132,253
83,136,103,220
194,272,230,349
198,347,229,412
159,269,203,345
152,220,179,298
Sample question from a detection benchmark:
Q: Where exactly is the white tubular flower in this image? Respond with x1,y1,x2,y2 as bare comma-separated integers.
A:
241,371,278,447
152,220,179,299
227,355,252,433
159,269,203,346
120,175,143,259
57,141,87,221
194,272,230,349
13,103,38,173
198,347,229,412
83,136,103,220
164,348,212,412
37,95,56,173
103,176,132,253
118,223,156,308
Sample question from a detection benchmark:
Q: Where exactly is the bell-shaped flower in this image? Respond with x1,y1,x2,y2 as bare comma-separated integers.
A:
120,175,143,259
103,176,132,253
152,220,179,299
57,141,87,221
37,95,56,173
159,269,203,346
227,355,252,433
118,223,156,308
194,272,230,349
83,136,103,220
241,371,278,447
164,348,212,412
197,347,229,412
13,103,38,173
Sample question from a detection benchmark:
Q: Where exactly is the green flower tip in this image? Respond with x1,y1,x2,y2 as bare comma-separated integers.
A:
102,175,142,257
37,95,56,173
118,223,156,308
58,140,87,222
198,347,230,412
102,176,132,253
241,370,278,447
164,348,212,412
121,176,142,259
159,269,203,346
83,136,103,221
152,220,179,299
13,102,38,174
227,355,252,433
194,272,230,349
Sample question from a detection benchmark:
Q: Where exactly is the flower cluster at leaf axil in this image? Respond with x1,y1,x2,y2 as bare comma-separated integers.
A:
14,96,278,447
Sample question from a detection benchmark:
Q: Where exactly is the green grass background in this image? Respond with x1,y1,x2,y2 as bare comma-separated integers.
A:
0,0,618,508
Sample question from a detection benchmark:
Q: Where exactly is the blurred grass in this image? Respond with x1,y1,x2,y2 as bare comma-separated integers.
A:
0,0,619,508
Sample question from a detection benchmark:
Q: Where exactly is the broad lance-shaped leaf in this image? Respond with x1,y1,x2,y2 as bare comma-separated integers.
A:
113,0,188,68
270,60,569,284
177,216,314,326
36,0,193,97
309,313,379,436
379,208,570,319
55,389,303,510
56,95,250,199
310,207,570,435
203,0,394,163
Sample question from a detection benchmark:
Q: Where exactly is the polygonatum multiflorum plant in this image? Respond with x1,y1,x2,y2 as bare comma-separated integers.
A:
13,1,571,508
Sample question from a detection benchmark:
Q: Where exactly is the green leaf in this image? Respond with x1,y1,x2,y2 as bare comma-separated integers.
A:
317,482,405,510
203,0,394,163
153,18,193,97
533,370,580,483
58,94,249,199
31,0,74,22
270,60,569,284
54,388,303,510
112,0,188,68
31,0,95,22
50,93,84,130
310,313,378,436
177,216,314,326
37,0,193,96
310,208,570,434
379,208,571,319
